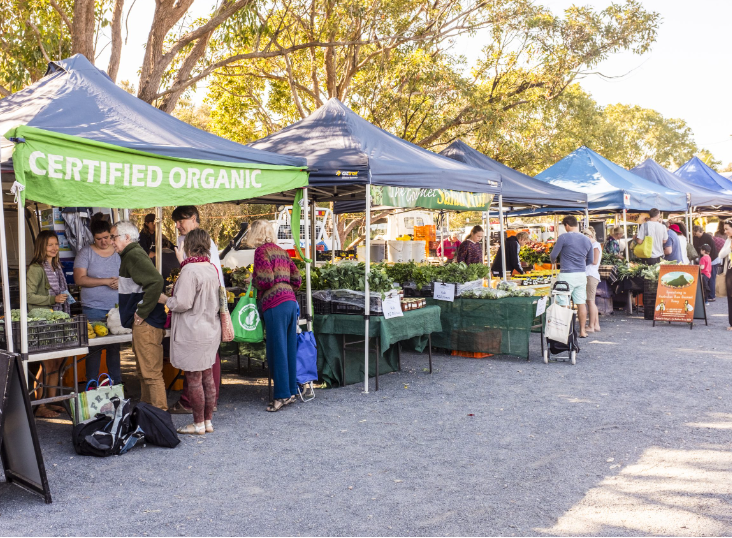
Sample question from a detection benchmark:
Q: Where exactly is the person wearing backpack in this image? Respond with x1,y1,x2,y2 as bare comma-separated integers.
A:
158,229,221,435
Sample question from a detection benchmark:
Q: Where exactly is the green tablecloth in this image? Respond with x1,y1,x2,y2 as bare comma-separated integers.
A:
313,305,443,387
426,297,541,359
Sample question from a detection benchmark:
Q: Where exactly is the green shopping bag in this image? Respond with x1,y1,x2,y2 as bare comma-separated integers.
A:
232,281,264,343
71,374,125,423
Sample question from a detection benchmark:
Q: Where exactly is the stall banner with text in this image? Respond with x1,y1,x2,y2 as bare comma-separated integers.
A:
371,185,492,211
5,125,308,208
654,265,699,323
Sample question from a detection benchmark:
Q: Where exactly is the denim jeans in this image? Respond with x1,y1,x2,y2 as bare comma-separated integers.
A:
83,307,122,386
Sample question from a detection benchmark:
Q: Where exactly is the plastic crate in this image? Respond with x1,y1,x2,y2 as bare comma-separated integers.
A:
313,298,331,315
0,314,88,354
403,282,434,297
331,292,384,316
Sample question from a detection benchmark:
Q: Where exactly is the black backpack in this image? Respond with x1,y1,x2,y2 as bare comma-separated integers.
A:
72,397,144,457
73,414,110,456
131,402,180,448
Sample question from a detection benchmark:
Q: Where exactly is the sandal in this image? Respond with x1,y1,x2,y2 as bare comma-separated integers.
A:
204,420,214,433
34,405,60,418
283,396,297,406
266,399,288,412
47,404,66,414
169,401,193,415
177,423,205,435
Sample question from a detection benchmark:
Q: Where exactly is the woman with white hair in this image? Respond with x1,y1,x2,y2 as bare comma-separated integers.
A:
582,227,602,333
247,219,302,412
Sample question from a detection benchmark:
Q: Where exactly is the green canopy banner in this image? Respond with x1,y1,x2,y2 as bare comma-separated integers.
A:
371,185,492,211
5,126,308,208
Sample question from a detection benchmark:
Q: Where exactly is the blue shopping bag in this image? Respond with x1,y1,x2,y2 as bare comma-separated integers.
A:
296,330,318,385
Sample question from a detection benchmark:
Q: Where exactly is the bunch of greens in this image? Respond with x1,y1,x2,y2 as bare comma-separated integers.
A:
383,261,432,289
314,263,394,294
429,262,490,284
230,265,253,288
640,261,677,282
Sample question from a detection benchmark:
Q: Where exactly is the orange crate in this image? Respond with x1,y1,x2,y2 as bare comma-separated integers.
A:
163,361,184,391
62,350,109,386
451,350,494,358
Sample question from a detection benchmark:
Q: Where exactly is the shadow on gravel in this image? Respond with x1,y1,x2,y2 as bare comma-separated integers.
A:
537,411,732,536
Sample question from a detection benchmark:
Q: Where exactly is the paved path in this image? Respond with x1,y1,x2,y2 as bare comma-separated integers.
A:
1,301,731,536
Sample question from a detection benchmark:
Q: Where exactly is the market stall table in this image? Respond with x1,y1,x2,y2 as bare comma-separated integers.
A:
426,296,543,360
313,305,442,389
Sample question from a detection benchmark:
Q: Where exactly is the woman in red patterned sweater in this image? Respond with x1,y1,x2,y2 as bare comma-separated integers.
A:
248,219,302,412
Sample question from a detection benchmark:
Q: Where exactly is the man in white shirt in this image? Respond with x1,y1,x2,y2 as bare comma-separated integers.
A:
169,205,223,414
634,208,668,264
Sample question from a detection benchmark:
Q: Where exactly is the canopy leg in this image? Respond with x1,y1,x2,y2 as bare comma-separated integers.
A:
364,182,372,394
499,195,506,280
155,207,162,274
0,190,13,352
303,188,312,332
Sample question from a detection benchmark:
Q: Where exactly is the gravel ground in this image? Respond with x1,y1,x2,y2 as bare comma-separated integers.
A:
1,300,731,536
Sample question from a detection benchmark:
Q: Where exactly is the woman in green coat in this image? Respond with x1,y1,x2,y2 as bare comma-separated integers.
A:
27,231,69,418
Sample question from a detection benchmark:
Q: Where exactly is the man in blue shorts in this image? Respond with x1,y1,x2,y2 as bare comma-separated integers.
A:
550,215,594,338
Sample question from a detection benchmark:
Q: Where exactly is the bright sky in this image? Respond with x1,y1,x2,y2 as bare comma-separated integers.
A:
108,0,732,168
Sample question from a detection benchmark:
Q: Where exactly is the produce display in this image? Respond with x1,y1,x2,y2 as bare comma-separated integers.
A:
0,308,81,350
511,269,553,286
519,241,554,265
313,262,395,294
600,252,677,282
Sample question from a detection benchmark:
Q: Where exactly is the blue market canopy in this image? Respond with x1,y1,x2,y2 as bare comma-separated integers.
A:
0,55,306,172
439,140,587,208
674,156,732,196
532,146,687,212
631,158,732,208
248,98,501,197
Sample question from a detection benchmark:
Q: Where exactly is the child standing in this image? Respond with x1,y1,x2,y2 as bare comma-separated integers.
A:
699,244,713,304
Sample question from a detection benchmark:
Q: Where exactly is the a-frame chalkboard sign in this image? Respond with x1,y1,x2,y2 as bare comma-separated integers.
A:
0,350,52,503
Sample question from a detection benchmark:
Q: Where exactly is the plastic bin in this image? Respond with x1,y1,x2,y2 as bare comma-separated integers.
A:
0,315,88,354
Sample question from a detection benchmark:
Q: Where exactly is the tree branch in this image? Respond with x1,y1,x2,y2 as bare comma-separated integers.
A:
107,0,125,82
25,20,51,63
0,85,11,97
49,0,73,32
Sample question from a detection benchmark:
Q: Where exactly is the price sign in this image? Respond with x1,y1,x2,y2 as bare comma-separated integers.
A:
535,296,547,317
433,282,455,302
381,292,403,320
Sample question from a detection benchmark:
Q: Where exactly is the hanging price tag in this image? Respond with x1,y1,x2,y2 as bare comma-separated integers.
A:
433,282,455,302
381,292,403,320
536,296,547,317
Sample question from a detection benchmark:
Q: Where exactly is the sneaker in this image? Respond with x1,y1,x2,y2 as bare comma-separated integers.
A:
168,401,193,414
708,298,716,302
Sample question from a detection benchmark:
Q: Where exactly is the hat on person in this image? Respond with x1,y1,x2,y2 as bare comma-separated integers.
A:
144,213,156,223
669,224,681,234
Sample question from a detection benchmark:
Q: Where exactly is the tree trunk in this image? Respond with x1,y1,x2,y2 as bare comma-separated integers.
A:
72,0,96,61
138,0,195,104
107,0,125,81
159,28,213,112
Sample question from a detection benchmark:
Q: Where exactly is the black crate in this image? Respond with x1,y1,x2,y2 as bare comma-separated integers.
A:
0,314,88,354
331,294,384,316
313,298,331,315
403,282,434,297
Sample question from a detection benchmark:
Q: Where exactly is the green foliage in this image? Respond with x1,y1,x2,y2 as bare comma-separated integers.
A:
428,262,491,284
314,263,394,294
206,0,660,152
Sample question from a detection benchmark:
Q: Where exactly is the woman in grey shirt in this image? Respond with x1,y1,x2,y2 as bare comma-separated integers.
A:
73,219,122,385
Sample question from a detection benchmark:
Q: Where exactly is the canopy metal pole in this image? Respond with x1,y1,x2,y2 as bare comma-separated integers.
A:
331,207,337,263
155,207,162,274
584,208,590,229
499,195,507,280
364,182,372,393
623,209,629,263
0,191,14,352
122,209,129,220
485,205,491,285
440,211,445,262
303,188,312,332
17,195,29,382
111,208,120,224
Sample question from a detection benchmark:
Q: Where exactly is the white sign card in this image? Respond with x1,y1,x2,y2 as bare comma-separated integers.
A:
535,296,548,317
381,292,404,319
433,282,455,302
